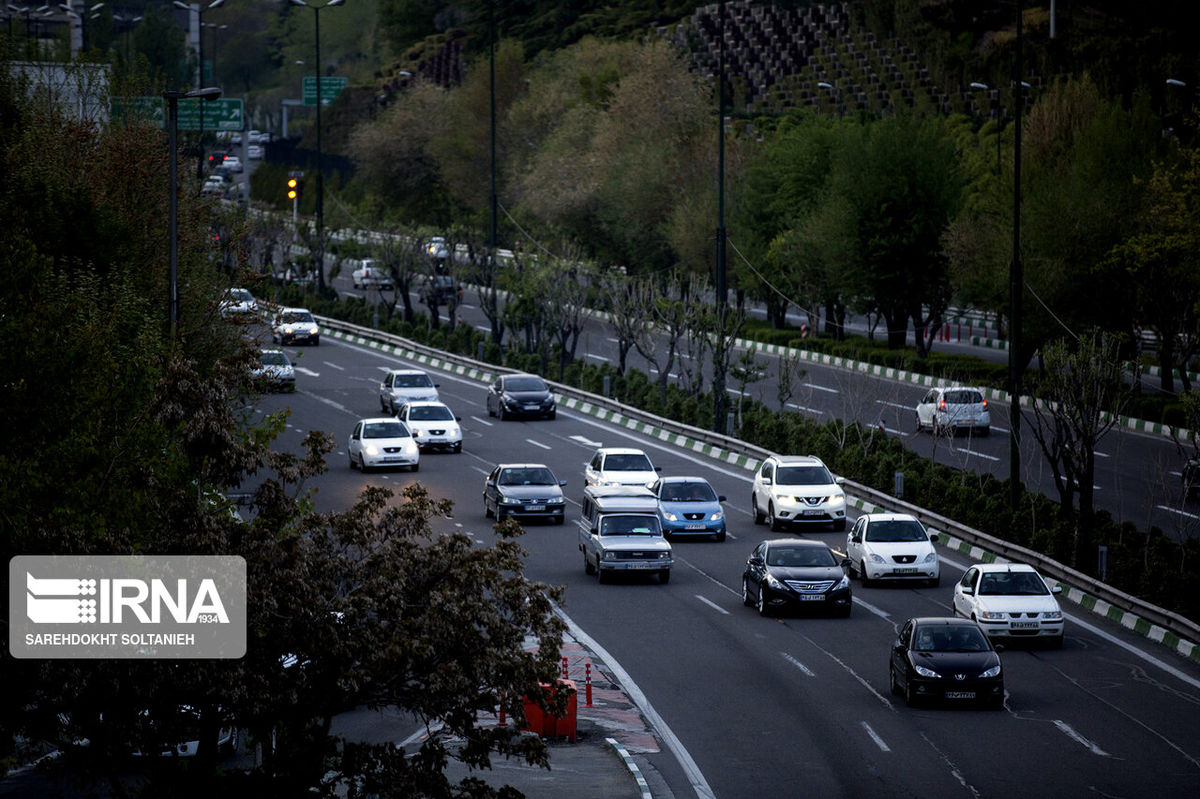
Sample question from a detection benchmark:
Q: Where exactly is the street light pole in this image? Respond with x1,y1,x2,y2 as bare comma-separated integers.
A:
290,0,344,294
165,86,222,338
713,0,728,434
1009,0,1025,512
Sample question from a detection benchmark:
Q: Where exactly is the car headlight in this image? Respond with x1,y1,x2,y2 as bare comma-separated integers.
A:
869,553,887,564
829,492,846,507
283,326,294,334
498,494,513,504
833,575,850,590
656,551,670,559
1043,610,1062,620
922,552,938,563
603,480,622,487
912,663,940,678
980,665,1001,678
710,511,724,521
766,573,786,590
978,610,1007,620
662,511,679,522
603,551,618,561
365,445,379,456
546,497,565,505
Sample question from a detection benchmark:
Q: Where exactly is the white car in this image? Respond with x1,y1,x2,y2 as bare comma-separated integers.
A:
352,258,393,290
845,513,940,587
252,349,294,392
347,418,420,472
246,144,264,160
915,386,991,436
426,236,449,259
222,155,243,173
218,287,257,318
394,400,462,452
272,307,320,346
750,455,847,531
584,447,660,489
953,563,1064,647
379,368,439,414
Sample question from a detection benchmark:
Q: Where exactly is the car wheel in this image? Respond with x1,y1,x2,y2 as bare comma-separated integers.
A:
487,401,495,418
312,337,319,346
349,453,357,470
584,552,595,575
751,495,765,525
497,508,508,522
890,664,902,696
411,462,419,472
453,442,462,453
756,584,771,617
553,514,564,525
485,501,495,519
904,676,918,707
596,559,607,583
1046,634,1064,650
547,410,556,420
915,412,923,432
498,405,507,421
380,398,389,413
767,503,782,532
742,579,754,607
659,569,670,584
978,427,990,437
859,561,872,587
832,518,847,532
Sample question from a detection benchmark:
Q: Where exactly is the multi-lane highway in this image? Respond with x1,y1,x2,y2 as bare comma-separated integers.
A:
253,329,1200,798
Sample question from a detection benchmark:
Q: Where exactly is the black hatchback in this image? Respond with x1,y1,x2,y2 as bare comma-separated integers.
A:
889,617,1005,709
742,539,852,617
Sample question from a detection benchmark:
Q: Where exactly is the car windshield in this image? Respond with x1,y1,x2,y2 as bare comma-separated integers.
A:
363,422,409,439
408,405,453,421
766,546,836,567
865,519,928,542
394,374,432,388
600,515,659,536
775,465,833,485
978,571,1049,596
505,376,547,392
260,351,289,366
228,289,253,303
498,467,557,486
605,453,653,472
280,311,314,324
914,626,989,652
943,390,983,404
661,482,716,502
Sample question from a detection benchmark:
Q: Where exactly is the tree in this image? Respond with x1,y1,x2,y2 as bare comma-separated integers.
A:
599,269,644,375
1026,330,1135,570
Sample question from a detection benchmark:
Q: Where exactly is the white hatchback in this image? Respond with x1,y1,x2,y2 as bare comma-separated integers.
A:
347,418,419,472
915,386,990,436
395,400,462,453
953,563,1064,647
584,447,660,489
846,513,940,587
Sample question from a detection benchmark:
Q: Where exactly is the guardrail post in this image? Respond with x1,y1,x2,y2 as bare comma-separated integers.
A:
894,471,904,499
603,375,610,397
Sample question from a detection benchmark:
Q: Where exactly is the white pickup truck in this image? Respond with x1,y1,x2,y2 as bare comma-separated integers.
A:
351,258,393,290
578,486,673,584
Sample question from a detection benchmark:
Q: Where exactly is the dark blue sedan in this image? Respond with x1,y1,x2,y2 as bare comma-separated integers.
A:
652,476,727,541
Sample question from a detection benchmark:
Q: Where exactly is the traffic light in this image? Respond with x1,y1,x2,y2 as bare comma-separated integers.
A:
286,177,302,201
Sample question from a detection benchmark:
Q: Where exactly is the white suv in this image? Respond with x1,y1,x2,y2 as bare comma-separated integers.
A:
915,386,990,436
751,455,847,531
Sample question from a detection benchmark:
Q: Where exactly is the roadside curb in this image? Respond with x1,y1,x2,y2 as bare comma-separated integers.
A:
607,738,653,799
325,326,1200,666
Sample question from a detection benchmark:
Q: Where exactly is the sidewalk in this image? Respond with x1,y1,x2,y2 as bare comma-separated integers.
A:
439,632,669,798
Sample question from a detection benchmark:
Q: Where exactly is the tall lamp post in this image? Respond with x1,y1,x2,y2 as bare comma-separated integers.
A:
290,0,344,295
816,81,844,117
165,86,222,338
713,0,728,434
113,11,141,63
1009,0,1025,513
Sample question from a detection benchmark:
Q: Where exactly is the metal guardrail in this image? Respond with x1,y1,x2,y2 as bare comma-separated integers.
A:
320,316,1200,653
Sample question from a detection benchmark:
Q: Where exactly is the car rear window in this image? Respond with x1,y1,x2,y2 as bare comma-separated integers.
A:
944,390,983,404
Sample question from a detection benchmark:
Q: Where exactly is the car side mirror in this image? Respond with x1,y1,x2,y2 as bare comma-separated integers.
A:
893,639,903,651
1051,585,1062,595
993,643,1005,654
718,495,727,502
762,477,773,486
929,533,939,543
841,558,852,569
455,416,462,422
834,476,845,485
655,466,662,472
435,383,441,387
961,586,974,596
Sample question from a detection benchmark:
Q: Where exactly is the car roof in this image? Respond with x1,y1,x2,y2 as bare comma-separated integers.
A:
401,400,446,407
501,372,540,380
597,447,649,456
357,417,406,425
769,455,826,465
973,562,1039,574
658,475,711,483
938,385,985,393
909,616,979,627
764,538,828,549
279,306,311,314
862,512,920,522
496,463,552,470
386,368,428,375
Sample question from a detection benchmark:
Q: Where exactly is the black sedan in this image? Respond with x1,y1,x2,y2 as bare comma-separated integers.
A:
486,373,556,420
483,463,567,524
742,539,852,617
889,617,1005,709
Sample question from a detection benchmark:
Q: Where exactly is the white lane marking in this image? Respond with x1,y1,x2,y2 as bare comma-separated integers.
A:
1156,505,1199,520
990,426,1010,433
1052,720,1111,756
298,390,355,416
556,607,716,799
470,465,491,476
295,367,320,377
853,596,891,619
1094,450,1110,458
861,721,891,752
878,425,908,436
471,416,493,427
781,652,814,676
954,448,1000,461
804,383,839,394
696,595,730,615
525,438,551,450
875,400,911,410
459,303,476,310
786,403,825,415
586,353,610,362
323,361,345,370
569,434,604,448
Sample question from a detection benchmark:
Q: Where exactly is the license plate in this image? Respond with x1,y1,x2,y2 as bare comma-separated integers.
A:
616,562,655,570
799,595,825,602
525,505,545,512
428,437,446,443
801,509,824,517
945,691,975,700
893,568,918,574
1011,621,1038,629
524,404,539,409
685,524,705,530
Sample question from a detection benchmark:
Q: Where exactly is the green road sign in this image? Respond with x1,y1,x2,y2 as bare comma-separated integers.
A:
111,96,245,131
302,76,348,107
